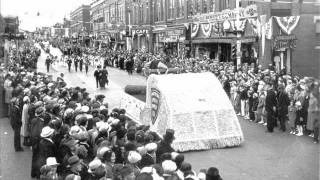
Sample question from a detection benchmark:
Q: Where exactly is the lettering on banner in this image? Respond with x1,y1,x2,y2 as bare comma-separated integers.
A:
273,35,297,50
194,5,258,23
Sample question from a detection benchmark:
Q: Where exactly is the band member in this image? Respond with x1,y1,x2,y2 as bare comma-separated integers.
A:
84,55,90,75
94,65,102,88
74,56,79,72
45,56,51,73
67,57,72,72
79,56,83,72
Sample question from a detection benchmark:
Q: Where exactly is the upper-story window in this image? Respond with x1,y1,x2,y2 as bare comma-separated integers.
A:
219,0,230,11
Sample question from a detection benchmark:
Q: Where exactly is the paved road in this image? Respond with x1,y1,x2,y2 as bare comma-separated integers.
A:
0,46,319,180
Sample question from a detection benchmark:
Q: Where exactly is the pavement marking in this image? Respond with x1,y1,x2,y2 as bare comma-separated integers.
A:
4,132,7,135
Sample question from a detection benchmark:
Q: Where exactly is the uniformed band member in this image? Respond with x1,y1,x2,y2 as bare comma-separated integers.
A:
74,57,79,72
45,56,51,73
67,57,72,72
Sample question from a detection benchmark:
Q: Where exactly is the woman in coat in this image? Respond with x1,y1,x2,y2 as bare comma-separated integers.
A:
21,96,31,146
307,92,319,135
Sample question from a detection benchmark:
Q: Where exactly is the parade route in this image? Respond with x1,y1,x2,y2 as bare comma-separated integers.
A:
0,46,318,180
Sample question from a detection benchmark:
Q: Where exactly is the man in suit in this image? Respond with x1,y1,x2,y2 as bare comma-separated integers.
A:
94,65,102,88
277,84,290,132
265,83,278,132
10,98,23,151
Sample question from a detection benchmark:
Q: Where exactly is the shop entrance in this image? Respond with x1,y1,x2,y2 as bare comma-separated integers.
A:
219,43,231,62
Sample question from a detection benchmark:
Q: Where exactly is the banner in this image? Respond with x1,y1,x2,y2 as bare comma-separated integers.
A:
265,17,273,40
201,23,212,38
274,16,300,35
194,4,258,23
191,23,200,38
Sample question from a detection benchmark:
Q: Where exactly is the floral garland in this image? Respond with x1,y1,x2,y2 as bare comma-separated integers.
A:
191,23,200,38
275,16,300,35
201,23,212,38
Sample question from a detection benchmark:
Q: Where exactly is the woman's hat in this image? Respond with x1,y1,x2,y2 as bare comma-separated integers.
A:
46,157,59,166
162,160,177,174
40,126,55,138
145,143,157,152
127,151,142,164
88,159,102,173
67,155,81,167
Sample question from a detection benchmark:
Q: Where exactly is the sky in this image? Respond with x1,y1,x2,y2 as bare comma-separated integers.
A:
1,0,92,31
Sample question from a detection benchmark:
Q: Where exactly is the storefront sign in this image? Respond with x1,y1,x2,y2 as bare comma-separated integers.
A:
273,35,297,50
194,5,258,22
166,29,184,36
165,36,179,42
133,29,149,35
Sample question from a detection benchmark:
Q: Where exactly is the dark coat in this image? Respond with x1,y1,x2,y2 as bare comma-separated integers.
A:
156,140,174,163
33,138,57,178
277,91,290,116
94,70,101,80
30,117,45,146
265,90,277,113
10,105,22,129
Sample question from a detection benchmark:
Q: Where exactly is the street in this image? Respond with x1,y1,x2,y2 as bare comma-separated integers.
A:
0,47,319,180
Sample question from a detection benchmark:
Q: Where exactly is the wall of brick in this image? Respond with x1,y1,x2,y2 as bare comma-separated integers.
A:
291,14,319,77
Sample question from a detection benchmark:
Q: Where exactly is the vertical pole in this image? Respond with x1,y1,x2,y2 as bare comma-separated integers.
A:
236,0,241,70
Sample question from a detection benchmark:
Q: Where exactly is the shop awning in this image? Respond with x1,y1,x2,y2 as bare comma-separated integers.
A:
192,38,234,44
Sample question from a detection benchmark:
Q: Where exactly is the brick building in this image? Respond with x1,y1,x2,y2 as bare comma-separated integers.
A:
70,5,91,38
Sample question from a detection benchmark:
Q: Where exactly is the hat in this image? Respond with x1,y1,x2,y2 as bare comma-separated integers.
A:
34,101,43,107
99,105,107,111
40,126,55,138
81,106,90,113
68,155,81,167
69,126,81,136
120,165,133,177
295,101,301,106
98,122,110,132
171,152,179,160
145,143,157,152
128,151,142,164
46,157,59,166
206,167,220,180
65,174,81,180
97,146,111,159
35,107,45,116
163,129,175,141
137,146,147,155
23,96,30,102
162,160,177,173
88,159,102,173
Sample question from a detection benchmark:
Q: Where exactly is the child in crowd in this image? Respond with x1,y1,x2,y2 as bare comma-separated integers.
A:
256,92,265,124
295,101,304,136
288,100,297,134
252,93,259,122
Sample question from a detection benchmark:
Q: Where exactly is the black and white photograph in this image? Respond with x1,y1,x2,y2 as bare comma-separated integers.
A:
0,0,319,179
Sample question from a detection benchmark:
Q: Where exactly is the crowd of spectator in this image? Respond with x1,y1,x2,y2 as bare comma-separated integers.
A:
2,41,224,180
56,43,319,143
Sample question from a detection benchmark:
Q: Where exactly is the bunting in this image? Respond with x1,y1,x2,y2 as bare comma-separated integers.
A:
201,23,212,38
248,18,261,36
274,16,300,35
191,23,200,38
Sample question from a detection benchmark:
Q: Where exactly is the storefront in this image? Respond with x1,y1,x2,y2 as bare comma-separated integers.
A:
266,16,300,74
131,27,152,52
153,25,186,56
191,5,259,64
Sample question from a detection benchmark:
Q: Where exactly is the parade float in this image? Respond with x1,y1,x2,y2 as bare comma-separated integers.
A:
121,72,244,152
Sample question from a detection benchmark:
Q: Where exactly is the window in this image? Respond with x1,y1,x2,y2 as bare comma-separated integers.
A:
219,0,229,11
208,0,215,12
201,0,208,13
180,0,185,17
168,0,174,19
195,0,200,14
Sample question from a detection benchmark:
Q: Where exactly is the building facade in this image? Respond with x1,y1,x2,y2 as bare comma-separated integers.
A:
70,5,91,38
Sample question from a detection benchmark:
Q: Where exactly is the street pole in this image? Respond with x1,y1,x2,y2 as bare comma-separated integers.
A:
236,0,241,70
